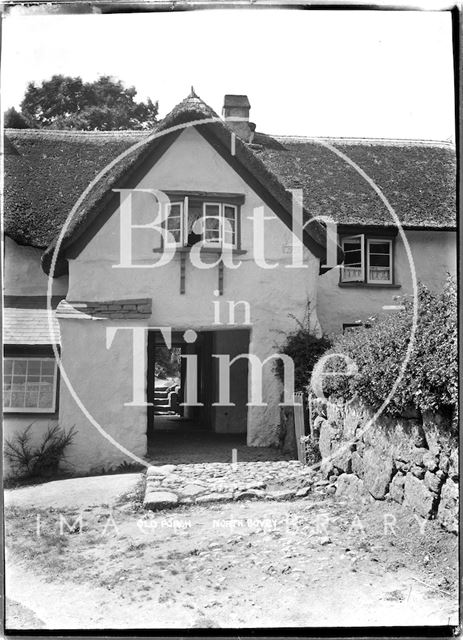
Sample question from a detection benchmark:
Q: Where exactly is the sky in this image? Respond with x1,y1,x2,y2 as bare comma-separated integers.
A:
1,9,455,141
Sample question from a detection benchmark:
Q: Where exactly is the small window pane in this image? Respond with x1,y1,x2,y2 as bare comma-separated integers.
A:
167,217,181,230
223,231,235,245
205,204,220,217
28,360,41,374
4,360,13,374
344,250,362,265
343,237,361,249
343,241,360,253
168,203,182,217
4,358,56,412
369,242,390,254
342,267,363,281
11,391,25,407
224,205,236,220
205,217,220,230
205,230,220,241
369,254,390,268
39,389,53,408
369,266,391,281
13,361,27,375
25,390,39,407
41,360,55,375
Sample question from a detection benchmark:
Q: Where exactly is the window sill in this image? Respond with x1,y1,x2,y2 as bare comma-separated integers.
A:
4,409,58,415
153,247,247,255
338,282,401,289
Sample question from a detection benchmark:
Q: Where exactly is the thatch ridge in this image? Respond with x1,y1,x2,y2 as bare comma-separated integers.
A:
4,93,456,273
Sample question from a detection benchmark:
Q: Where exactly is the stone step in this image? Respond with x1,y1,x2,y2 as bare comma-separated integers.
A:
142,460,317,511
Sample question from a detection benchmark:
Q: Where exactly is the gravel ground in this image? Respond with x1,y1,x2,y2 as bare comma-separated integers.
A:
4,473,143,510
4,473,459,631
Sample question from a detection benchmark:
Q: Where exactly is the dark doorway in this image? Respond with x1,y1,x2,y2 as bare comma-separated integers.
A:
152,344,182,416
146,329,250,455
147,330,209,435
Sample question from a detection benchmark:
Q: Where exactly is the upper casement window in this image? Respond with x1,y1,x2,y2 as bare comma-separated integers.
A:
162,193,242,250
203,203,238,248
340,235,394,285
164,201,185,247
3,357,58,413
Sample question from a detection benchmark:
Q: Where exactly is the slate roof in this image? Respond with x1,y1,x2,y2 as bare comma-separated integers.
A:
3,96,456,262
3,307,61,345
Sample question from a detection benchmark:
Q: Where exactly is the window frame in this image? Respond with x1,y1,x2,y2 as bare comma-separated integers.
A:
202,201,223,247
159,194,242,250
340,234,365,283
366,237,393,285
340,233,395,286
163,199,186,248
222,203,239,249
202,202,239,249
3,356,58,414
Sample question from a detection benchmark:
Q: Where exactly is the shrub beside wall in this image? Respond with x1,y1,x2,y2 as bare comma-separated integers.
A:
322,278,457,418
309,278,458,533
276,317,331,393
4,424,77,479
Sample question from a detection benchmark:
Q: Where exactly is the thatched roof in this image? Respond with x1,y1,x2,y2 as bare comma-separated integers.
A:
36,91,328,275
4,92,456,276
255,137,456,229
4,128,146,249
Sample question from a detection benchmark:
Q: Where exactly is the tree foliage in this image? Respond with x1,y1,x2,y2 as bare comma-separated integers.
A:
18,75,158,130
321,277,457,417
4,107,30,128
154,347,181,379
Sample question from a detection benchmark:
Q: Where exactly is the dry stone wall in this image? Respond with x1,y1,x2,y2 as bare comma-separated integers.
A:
314,400,458,533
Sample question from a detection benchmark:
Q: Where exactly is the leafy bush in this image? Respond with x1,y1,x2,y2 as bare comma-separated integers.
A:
301,435,321,465
275,320,332,393
319,278,457,417
5,424,77,478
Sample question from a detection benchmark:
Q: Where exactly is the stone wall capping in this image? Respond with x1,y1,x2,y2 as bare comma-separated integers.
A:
61,298,153,320
70,298,151,306
137,304,152,313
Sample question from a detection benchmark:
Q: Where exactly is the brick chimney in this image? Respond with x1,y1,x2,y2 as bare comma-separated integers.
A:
222,95,255,143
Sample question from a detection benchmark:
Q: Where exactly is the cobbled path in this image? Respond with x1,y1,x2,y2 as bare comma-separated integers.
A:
143,460,322,510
